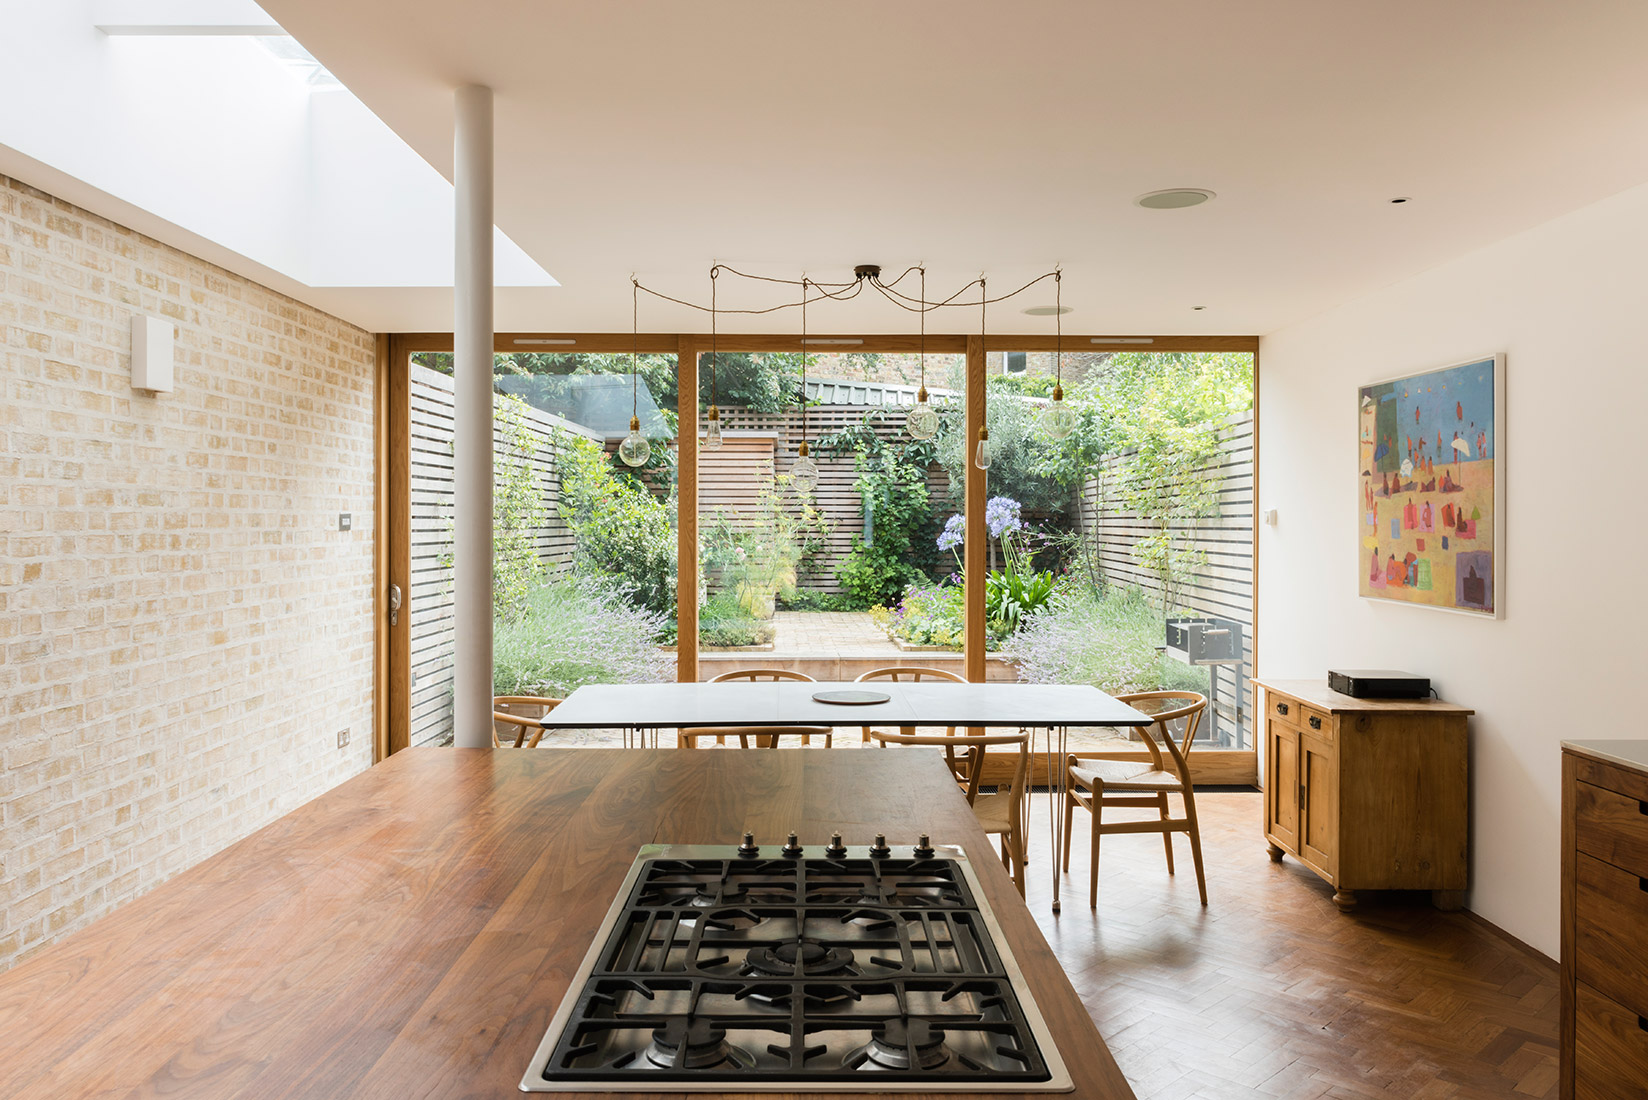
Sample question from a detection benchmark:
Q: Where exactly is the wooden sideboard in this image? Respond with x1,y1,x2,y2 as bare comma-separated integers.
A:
1254,679,1472,911
1560,740,1648,1099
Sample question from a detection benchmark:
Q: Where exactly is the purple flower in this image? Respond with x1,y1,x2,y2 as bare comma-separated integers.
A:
984,496,1022,539
936,513,965,551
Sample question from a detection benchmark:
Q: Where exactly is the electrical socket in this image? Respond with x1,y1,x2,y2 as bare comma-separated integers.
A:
336,728,350,749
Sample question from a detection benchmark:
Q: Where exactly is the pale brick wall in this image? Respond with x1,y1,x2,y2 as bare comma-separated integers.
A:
0,175,378,971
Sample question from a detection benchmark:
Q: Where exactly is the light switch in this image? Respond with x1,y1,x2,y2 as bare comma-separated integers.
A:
339,513,352,531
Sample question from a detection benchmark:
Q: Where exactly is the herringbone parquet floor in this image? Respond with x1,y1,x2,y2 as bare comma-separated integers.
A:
1020,790,1559,1100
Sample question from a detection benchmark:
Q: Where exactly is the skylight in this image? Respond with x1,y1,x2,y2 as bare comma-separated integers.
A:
0,0,554,304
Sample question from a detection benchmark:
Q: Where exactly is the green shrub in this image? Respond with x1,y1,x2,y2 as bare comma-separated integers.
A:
556,432,676,615
493,577,673,696
776,590,867,612
698,591,776,647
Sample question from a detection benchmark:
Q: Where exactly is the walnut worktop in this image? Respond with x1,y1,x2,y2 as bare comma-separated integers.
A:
0,748,1135,1100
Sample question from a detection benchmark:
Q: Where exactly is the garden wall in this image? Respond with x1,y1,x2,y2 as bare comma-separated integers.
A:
1077,409,1255,745
407,363,599,747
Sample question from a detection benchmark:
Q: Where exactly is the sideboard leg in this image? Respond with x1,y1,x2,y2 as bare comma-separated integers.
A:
1332,888,1358,911
1431,889,1466,911
1266,843,1285,863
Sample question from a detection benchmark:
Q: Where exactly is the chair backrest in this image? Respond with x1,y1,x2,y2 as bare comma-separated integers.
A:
1114,691,1207,776
855,666,964,741
492,696,563,748
869,728,1030,807
855,666,967,684
711,669,817,683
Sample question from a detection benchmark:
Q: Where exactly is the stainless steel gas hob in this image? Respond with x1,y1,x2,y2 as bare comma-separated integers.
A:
521,837,1072,1092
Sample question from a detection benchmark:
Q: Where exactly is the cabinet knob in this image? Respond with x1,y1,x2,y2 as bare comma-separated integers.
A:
1309,715,1322,730
1277,702,1290,716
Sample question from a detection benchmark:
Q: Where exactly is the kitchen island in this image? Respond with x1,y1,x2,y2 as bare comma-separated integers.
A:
0,748,1136,1099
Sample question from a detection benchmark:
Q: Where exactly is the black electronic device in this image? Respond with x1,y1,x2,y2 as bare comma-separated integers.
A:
1327,669,1431,699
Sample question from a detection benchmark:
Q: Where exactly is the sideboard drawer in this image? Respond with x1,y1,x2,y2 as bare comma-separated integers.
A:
1270,695,1301,727
1299,705,1333,740
1574,981,1648,1100
1574,852,1648,1019
1576,780,1648,879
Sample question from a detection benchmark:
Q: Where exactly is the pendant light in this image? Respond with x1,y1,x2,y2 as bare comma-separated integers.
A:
973,277,993,470
619,278,651,467
1040,270,1077,441
905,266,938,441
703,265,723,450
790,278,819,495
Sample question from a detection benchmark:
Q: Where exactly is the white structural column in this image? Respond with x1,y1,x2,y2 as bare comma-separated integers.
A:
452,85,495,748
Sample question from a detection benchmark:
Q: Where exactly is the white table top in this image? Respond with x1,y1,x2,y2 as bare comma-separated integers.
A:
540,681,1155,729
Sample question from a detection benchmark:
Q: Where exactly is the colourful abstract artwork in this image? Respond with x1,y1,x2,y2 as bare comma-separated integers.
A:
1359,355,1503,616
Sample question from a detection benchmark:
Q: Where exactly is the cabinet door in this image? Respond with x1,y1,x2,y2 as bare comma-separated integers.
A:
1267,720,1300,852
1299,732,1338,873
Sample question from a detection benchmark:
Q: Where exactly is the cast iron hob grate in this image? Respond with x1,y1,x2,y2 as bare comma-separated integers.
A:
521,843,1073,1093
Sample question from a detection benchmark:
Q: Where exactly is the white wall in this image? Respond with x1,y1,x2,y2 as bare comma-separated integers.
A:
1257,181,1648,957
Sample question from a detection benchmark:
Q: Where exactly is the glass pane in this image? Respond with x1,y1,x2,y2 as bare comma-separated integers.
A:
984,349,1257,749
694,350,970,707
407,350,679,747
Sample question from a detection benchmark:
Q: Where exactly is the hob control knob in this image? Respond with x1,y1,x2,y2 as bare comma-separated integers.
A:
912,833,935,859
737,831,760,858
824,832,848,858
869,833,892,859
780,831,804,858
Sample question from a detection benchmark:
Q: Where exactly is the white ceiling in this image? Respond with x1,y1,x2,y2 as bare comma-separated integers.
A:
256,0,1648,335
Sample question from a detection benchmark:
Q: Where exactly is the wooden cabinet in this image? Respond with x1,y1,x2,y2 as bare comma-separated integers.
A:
1255,679,1472,911
1561,741,1648,1100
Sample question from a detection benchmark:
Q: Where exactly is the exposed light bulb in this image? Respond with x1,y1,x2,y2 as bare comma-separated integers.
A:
1041,385,1077,440
906,387,938,440
974,427,993,470
619,415,651,467
791,441,819,494
703,405,723,450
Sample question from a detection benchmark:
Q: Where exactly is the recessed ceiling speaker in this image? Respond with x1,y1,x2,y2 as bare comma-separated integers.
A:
1135,188,1216,210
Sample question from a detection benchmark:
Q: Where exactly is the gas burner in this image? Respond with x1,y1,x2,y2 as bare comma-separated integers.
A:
642,1019,755,1070
847,1019,951,1071
743,940,854,978
524,844,1069,1091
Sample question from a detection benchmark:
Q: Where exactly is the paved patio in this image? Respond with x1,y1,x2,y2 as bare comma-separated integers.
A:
768,610,904,657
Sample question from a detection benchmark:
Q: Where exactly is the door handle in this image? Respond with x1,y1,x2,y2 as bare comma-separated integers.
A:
389,583,403,627
1298,784,1306,809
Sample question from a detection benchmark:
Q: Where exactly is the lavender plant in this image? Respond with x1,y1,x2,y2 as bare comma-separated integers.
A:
493,576,674,696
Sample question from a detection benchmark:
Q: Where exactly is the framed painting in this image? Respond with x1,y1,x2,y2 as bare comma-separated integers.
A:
1358,354,1504,617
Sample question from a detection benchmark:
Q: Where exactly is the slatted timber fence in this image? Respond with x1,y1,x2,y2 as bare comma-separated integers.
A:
1076,409,1255,746
408,365,601,747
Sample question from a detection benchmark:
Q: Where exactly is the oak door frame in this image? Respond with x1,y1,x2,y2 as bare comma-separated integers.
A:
380,331,1259,747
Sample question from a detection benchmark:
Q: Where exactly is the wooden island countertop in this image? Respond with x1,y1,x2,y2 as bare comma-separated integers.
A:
0,748,1136,1099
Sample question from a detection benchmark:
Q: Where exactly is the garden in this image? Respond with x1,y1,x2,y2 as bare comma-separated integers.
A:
421,348,1254,745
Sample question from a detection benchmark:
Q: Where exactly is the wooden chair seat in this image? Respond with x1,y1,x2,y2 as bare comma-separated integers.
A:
1069,760,1181,790
679,725,832,749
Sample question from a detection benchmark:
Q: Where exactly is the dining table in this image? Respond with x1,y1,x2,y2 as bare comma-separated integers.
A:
540,680,1154,911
